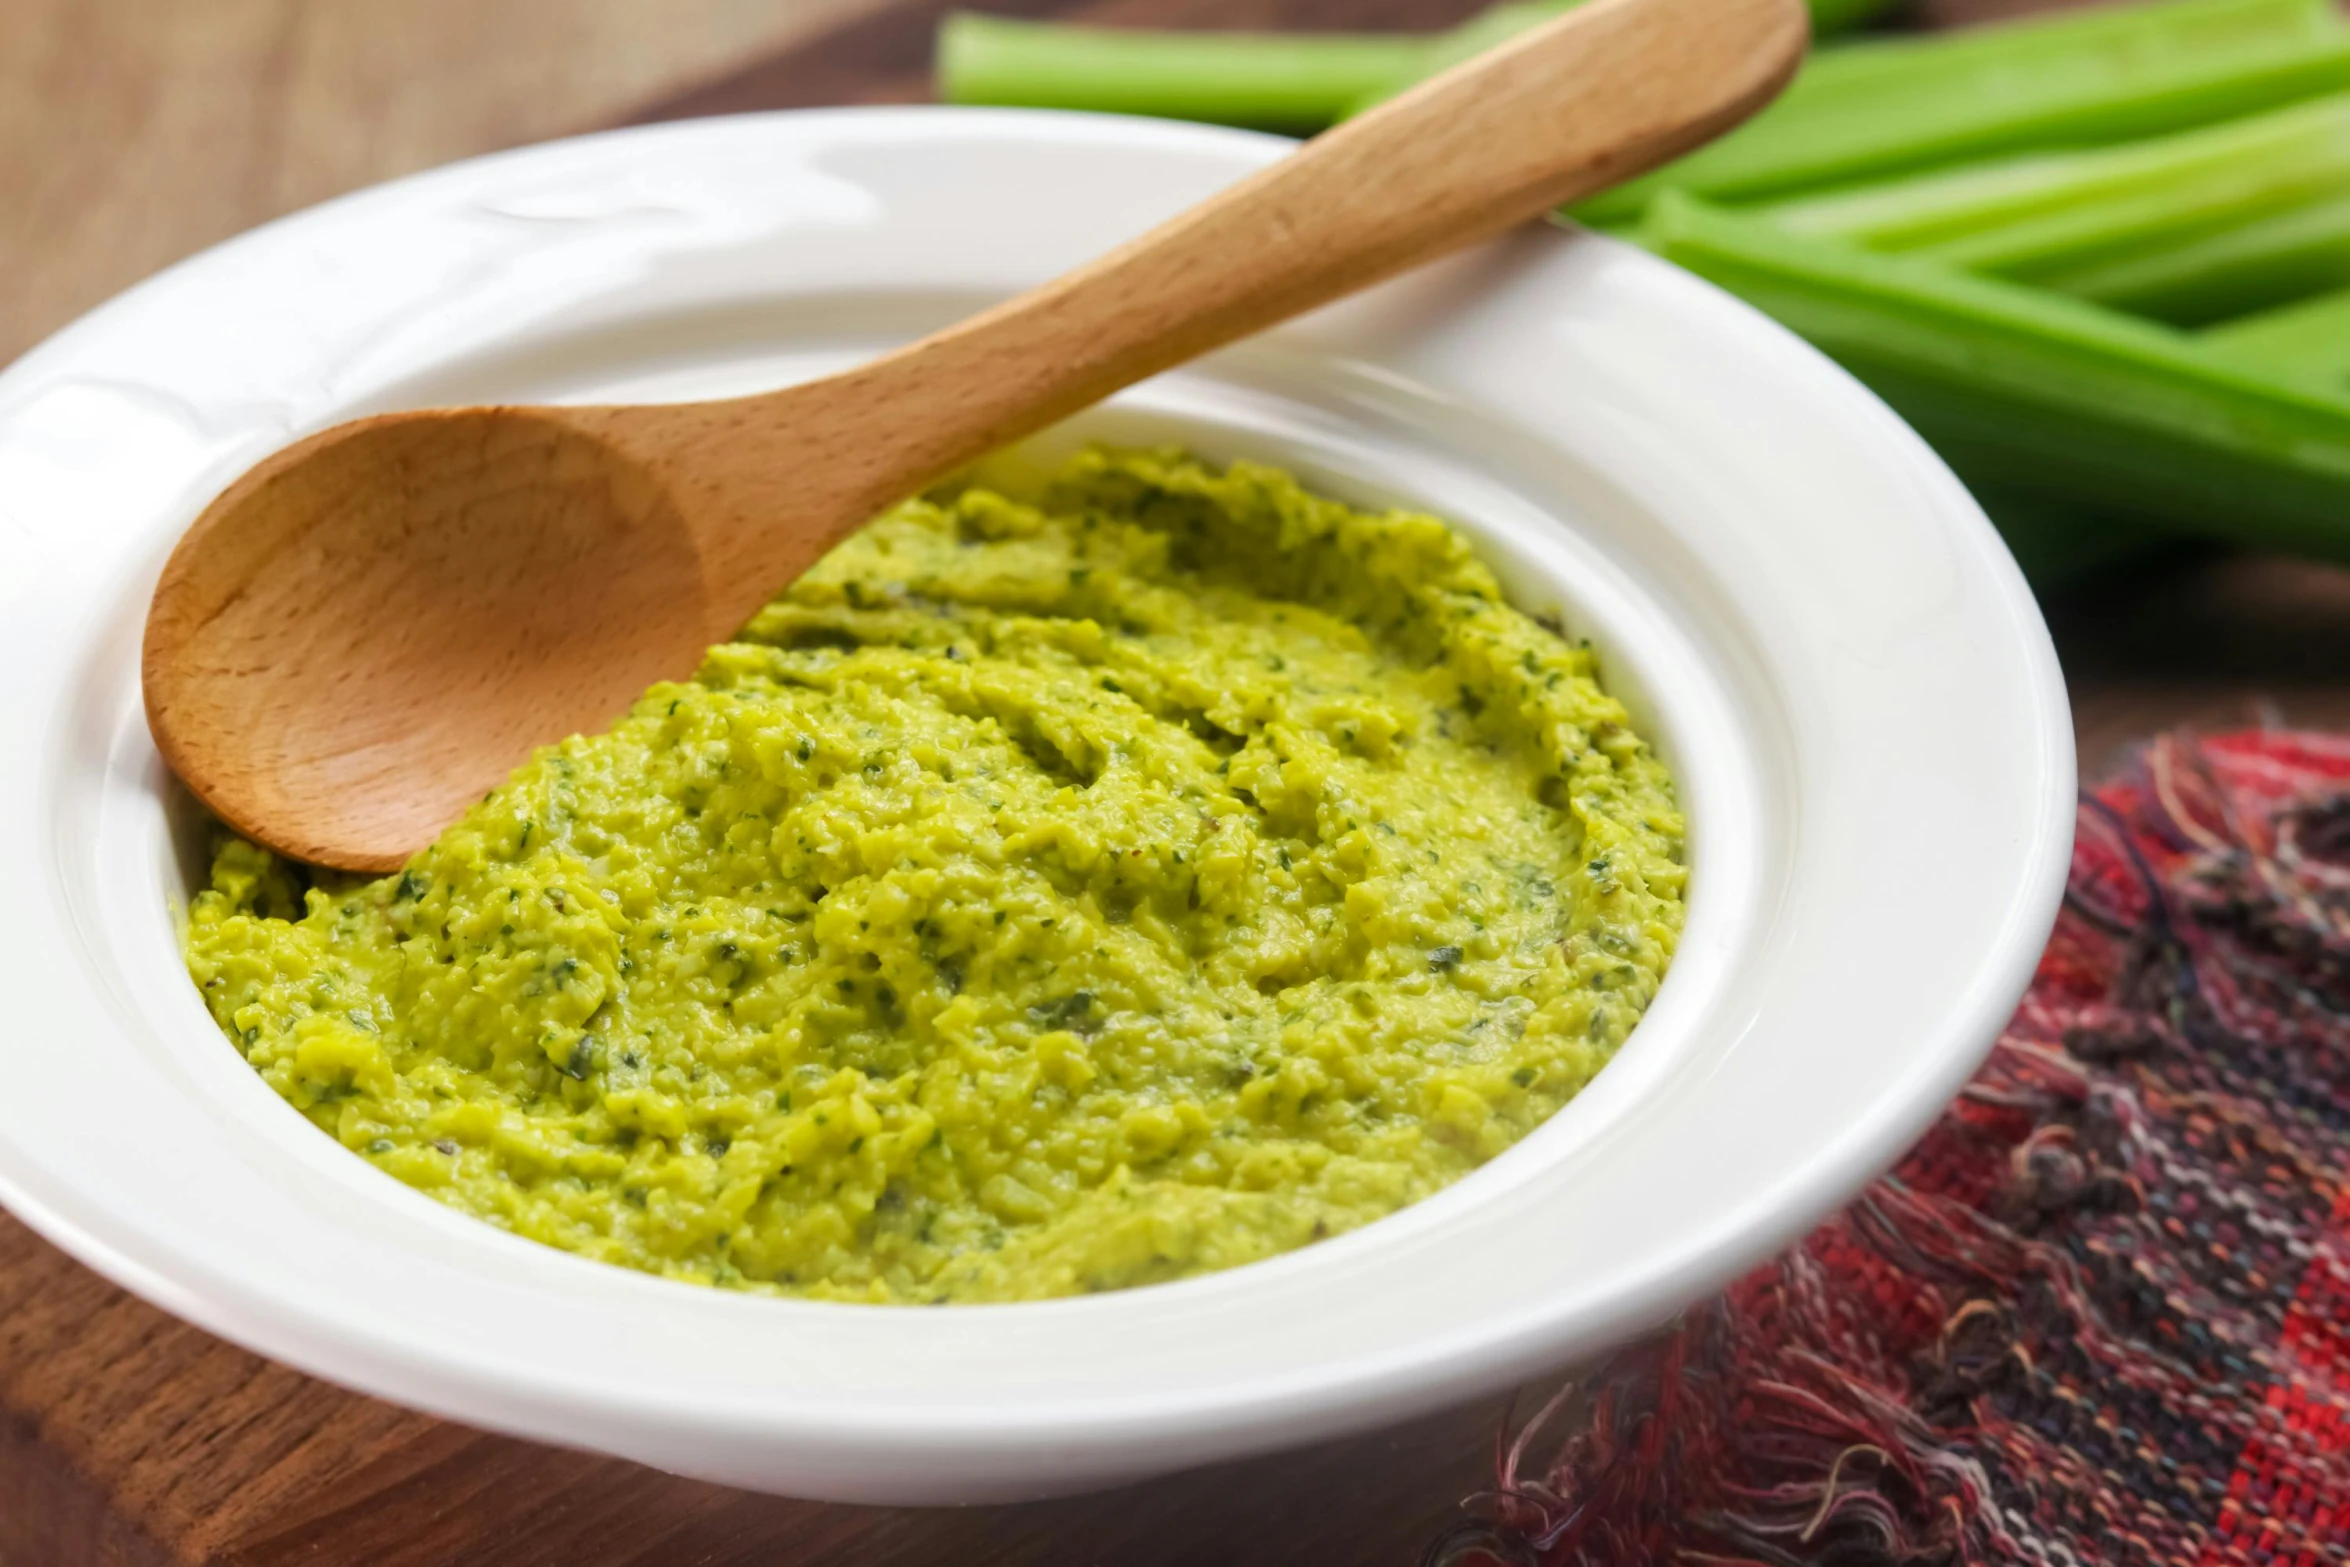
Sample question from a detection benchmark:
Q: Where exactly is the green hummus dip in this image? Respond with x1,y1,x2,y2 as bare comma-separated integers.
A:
186,450,1684,1303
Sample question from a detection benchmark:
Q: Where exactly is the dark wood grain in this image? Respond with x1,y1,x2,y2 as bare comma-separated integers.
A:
0,1204,1498,1567
11,0,2348,1563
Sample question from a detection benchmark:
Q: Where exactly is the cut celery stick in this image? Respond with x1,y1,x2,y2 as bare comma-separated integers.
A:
1580,0,2350,224
944,0,1884,134
935,13,1421,130
2057,191,2350,324
1753,93,2350,282
2201,285,2350,397
1645,192,2350,561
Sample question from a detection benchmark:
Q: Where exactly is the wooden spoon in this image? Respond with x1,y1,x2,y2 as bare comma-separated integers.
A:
143,0,1806,872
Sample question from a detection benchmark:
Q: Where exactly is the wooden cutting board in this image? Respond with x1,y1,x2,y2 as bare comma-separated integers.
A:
9,2,2348,1563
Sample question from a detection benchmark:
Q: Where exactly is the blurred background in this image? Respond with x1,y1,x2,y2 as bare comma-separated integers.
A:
0,1,864,368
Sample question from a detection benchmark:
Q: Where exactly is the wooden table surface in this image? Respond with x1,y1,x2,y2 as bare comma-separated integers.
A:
7,1,2350,1562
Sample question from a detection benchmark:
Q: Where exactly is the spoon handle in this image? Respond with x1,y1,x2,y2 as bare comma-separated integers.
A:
800,0,1805,494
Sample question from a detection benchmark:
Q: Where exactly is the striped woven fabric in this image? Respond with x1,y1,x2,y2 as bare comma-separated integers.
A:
1430,730,2350,1567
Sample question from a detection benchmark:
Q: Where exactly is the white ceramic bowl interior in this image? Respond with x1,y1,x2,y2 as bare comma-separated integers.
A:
0,110,2073,1503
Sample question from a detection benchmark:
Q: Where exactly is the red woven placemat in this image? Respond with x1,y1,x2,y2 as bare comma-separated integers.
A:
1431,730,2350,1566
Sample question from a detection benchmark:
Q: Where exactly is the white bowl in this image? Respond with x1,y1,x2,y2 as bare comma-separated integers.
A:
0,109,2073,1503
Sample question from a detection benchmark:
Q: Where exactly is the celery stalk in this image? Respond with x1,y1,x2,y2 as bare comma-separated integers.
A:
1580,0,2350,224
941,0,1881,134
1645,193,2350,561
935,14,1421,130
2056,192,2350,325
1750,93,2350,281
2201,285,2350,397
1755,96,2350,253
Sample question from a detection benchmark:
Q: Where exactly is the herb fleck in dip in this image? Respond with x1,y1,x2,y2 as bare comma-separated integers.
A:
186,450,1684,1303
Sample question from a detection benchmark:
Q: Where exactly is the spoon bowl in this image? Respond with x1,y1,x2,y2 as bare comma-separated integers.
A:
146,410,713,868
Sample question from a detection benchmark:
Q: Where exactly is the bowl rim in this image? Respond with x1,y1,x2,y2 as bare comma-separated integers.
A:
0,106,2074,1499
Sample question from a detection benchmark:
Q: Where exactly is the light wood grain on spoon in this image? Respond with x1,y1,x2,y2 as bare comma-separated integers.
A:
143,0,1807,872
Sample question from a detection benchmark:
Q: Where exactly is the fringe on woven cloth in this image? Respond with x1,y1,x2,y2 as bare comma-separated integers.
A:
1427,730,2350,1567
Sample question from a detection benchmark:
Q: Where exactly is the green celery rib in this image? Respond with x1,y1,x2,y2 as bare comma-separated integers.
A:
2201,285,2350,397
939,0,1881,135
2056,191,2350,325
935,14,1422,131
1580,0,2350,224
1644,192,2350,562
1751,93,2350,281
